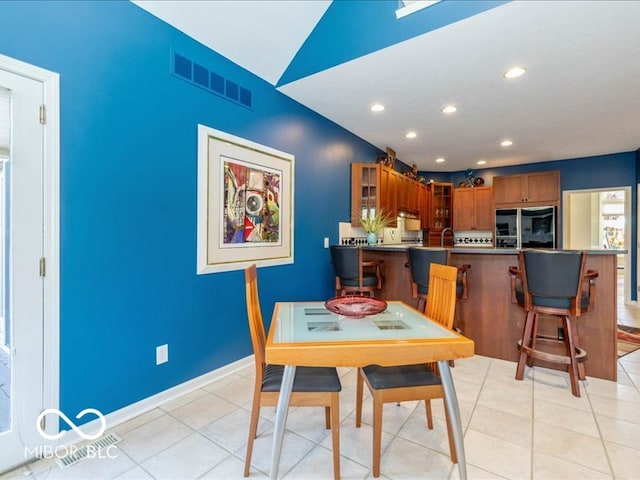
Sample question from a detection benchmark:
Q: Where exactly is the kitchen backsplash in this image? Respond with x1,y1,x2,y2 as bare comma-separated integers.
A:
338,217,423,246
453,230,493,247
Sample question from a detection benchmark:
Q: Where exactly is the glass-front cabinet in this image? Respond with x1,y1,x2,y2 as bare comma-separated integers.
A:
424,182,454,246
351,164,397,228
430,182,453,229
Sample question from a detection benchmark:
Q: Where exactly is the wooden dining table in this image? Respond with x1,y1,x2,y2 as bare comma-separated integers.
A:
265,300,475,479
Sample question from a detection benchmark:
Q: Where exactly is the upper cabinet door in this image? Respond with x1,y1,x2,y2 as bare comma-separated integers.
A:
493,175,525,205
474,187,494,230
525,171,560,204
453,188,474,230
453,186,493,230
493,171,559,207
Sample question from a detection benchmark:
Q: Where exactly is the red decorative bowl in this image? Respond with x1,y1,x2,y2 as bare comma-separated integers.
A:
324,296,387,318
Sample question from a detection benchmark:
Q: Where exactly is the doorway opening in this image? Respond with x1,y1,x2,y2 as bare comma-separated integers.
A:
563,187,634,309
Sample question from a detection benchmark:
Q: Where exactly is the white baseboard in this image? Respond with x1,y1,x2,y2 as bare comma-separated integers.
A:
58,355,254,447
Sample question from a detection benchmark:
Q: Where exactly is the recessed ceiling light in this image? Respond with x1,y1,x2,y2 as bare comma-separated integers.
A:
441,105,457,114
435,158,445,163
370,103,385,112
501,139,514,147
477,160,487,165
504,66,526,79
405,131,417,139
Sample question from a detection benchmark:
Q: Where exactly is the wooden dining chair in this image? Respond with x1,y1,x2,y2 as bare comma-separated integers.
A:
355,263,458,477
243,264,342,479
405,247,470,333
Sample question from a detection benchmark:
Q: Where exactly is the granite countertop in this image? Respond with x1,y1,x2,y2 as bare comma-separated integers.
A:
363,245,626,255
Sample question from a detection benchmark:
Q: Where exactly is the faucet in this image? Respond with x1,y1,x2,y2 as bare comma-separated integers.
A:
440,227,454,247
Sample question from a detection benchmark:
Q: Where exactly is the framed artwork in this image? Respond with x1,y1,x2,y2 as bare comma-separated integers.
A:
197,125,294,274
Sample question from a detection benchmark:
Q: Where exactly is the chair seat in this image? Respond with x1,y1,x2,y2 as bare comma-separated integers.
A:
339,272,379,288
362,364,441,390
262,364,342,393
515,287,590,310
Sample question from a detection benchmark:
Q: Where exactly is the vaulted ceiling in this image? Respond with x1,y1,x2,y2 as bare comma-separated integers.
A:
133,0,640,172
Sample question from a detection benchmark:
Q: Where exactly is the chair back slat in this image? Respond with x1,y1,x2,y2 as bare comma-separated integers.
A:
424,263,458,329
245,264,266,375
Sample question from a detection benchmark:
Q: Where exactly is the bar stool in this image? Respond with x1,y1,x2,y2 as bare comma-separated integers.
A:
511,249,598,397
330,245,383,297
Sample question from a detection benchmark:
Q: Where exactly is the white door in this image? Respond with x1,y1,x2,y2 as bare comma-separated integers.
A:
0,65,48,472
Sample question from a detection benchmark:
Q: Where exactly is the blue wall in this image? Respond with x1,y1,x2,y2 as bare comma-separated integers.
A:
1,0,381,419
2,1,637,421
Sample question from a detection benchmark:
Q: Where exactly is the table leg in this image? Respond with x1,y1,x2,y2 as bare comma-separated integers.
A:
269,365,296,480
438,360,467,480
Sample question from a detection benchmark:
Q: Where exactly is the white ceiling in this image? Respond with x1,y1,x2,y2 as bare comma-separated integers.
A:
134,0,640,172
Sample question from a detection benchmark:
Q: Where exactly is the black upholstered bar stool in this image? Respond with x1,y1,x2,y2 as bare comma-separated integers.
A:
406,247,449,312
512,249,598,397
330,245,383,297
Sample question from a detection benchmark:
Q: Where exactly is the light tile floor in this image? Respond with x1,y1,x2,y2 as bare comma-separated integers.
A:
2,349,640,480
3,271,640,480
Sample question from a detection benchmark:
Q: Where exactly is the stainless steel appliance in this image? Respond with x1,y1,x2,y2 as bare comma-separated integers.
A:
495,206,556,249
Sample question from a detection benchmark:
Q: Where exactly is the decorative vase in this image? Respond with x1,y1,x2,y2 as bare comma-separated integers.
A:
367,232,378,246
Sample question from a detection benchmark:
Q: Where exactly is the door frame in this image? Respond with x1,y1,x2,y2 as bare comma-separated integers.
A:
562,186,635,307
0,53,60,439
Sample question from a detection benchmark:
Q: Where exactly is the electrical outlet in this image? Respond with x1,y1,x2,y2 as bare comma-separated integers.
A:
156,344,168,365
324,237,329,248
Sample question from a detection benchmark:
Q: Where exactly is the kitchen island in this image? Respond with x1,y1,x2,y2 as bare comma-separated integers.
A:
363,246,621,381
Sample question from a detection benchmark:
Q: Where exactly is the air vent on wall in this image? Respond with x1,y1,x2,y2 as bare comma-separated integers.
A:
170,51,252,109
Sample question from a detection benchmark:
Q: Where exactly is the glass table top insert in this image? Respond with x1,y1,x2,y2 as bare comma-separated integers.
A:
272,301,458,344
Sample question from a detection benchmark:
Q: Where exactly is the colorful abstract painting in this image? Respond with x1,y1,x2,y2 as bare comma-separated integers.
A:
197,125,293,274
223,158,281,244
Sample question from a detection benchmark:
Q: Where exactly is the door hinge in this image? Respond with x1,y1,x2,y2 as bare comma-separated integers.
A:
40,412,46,431
39,104,46,124
39,257,46,277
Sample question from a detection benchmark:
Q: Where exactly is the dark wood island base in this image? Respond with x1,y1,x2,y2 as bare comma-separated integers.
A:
363,246,619,381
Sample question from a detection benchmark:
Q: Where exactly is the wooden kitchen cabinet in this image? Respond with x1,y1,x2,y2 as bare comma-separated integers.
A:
429,182,453,229
407,178,420,212
453,186,494,231
493,170,560,207
351,163,397,227
424,182,454,247
397,174,420,213
419,183,430,229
